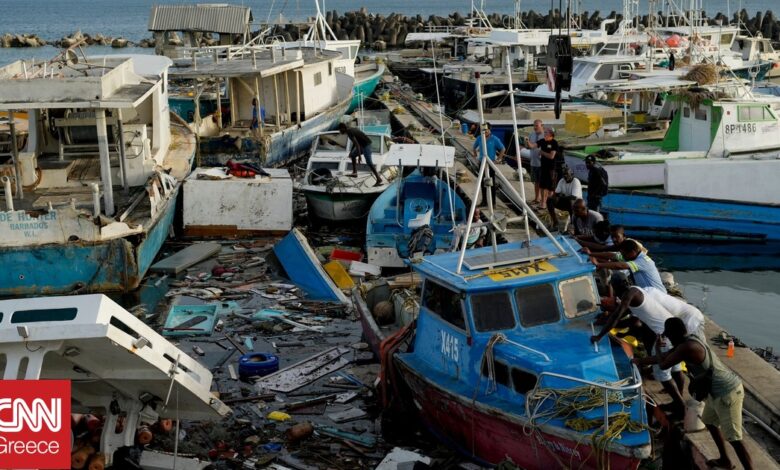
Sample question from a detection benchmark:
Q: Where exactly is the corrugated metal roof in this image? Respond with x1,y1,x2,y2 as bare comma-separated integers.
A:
148,4,252,35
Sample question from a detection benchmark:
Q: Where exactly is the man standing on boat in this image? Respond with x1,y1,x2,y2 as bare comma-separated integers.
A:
584,155,609,212
472,122,505,207
633,318,753,470
251,98,261,138
339,123,384,187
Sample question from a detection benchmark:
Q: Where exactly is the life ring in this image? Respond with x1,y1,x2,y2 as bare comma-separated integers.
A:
238,353,279,379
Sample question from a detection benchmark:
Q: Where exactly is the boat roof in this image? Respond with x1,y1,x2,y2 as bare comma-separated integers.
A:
412,236,592,293
386,143,455,168
148,4,252,34
576,54,645,64
169,47,340,79
0,56,157,109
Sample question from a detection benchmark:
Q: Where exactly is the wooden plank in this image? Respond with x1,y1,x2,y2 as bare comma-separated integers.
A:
150,242,222,274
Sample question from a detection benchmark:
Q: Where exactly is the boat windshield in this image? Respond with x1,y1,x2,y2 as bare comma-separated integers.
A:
470,291,515,332
317,134,348,151
422,280,466,331
514,283,560,327
558,276,598,319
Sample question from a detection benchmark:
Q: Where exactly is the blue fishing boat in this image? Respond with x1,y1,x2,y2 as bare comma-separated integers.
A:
348,62,386,113
0,55,195,296
365,144,467,268
601,190,780,242
381,235,651,468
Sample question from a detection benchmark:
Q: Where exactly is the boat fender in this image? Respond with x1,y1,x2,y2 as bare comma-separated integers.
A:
238,352,280,379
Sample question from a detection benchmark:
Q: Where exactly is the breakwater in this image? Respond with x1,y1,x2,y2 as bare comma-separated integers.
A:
2,8,778,49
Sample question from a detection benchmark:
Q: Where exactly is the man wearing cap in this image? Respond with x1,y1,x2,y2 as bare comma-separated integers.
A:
585,155,609,212
546,166,582,231
633,317,753,470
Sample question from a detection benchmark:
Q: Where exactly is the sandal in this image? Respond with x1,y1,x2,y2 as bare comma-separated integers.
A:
347,173,358,178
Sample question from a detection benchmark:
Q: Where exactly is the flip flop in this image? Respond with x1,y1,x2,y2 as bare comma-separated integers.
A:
373,181,384,187
347,174,358,178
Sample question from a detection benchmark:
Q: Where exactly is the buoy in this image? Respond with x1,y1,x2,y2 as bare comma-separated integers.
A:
136,425,153,445
372,300,395,326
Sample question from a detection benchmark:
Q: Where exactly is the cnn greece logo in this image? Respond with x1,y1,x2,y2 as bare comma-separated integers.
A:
0,380,71,469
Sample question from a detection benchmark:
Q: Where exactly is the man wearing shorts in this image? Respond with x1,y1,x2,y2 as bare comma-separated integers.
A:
538,128,559,209
339,123,383,187
635,318,752,470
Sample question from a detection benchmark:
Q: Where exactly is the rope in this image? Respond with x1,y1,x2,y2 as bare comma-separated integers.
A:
482,334,506,394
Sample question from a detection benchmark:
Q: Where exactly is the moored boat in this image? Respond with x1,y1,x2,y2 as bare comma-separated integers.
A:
0,55,195,296
380,236,651,468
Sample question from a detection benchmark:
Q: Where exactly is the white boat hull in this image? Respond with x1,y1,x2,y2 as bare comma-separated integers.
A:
565,154,667,188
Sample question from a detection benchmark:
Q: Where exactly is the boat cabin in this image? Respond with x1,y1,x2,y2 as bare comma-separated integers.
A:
306,130,391,178
0,55,190,245
149,4,253,59
569,55,646,96
169,46,350,158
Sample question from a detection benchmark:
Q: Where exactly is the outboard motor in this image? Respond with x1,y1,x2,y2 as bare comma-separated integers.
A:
546,35,573,119
406,225,435,258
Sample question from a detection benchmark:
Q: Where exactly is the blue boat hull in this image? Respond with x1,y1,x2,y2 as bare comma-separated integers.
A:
366,171,467,267
0,188,179,296
601,190,780,242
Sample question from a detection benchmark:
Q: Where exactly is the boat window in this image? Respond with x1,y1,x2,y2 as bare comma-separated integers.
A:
317,134,347,150
470,291,515,332
695,108,707,121
511,368,538,394
422,281,466,331
720,33,734,45
367,134,384,153
594,64,614,81
738,105,774,122
314,72,323,86
328,63,333,76
481,358,510,387
311,161,340,171
515,283,560,327
559,276,598,319
350,46,359,59
683,107,691,118
11,308,78,323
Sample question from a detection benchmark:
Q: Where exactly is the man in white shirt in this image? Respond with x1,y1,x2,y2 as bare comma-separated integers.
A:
546,166,582,231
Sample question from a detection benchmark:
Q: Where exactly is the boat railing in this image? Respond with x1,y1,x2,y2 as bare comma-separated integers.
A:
530,365,644,432
424,25,458,34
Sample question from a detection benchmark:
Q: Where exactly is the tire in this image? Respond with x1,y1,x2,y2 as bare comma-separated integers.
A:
238,353,280,379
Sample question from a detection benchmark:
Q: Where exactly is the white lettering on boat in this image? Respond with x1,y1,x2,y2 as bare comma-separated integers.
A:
440,330,459,362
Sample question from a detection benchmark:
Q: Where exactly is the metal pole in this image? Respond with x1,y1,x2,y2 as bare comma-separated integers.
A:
8,110,23,199
503,49,532,247
95,109,115,216
456,154,488,274
473,73,498,257
116,111,129,194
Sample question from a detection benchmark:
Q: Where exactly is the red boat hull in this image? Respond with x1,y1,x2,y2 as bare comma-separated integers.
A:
397,359,645,470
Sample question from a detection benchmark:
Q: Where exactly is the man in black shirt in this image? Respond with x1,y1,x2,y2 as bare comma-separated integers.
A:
585,154,609,212
538,128,560,209
339,123,383,186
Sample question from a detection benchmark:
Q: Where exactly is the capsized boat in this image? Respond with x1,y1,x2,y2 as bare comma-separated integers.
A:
0,55,195,296
365,144,467,268
299,129,398,221
0,294,230,469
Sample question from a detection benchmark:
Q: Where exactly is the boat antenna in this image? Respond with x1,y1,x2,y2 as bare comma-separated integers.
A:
429,39,458,228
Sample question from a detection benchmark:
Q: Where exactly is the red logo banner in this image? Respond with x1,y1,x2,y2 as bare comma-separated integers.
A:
0,380,71,469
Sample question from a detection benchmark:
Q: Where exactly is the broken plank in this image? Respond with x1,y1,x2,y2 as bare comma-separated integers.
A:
150,242,222,274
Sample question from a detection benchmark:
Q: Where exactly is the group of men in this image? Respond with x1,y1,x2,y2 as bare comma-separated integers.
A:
469,120,751,470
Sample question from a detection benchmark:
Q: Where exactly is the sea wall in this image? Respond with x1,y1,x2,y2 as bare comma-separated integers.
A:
2,9,778,49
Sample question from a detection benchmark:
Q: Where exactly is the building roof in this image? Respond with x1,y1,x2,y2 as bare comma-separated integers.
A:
148,4,252,35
